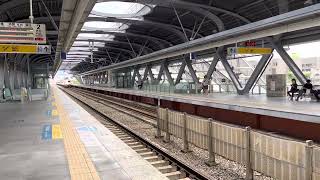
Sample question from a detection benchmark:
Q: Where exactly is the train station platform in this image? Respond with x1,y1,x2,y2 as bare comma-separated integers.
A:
0,84,168,180
75,85,320,123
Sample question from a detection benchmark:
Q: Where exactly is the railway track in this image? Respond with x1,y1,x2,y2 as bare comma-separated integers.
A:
68,87,157,126
60,86,209,180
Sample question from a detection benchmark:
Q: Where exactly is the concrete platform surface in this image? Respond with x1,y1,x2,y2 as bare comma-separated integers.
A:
0,100,69,180
0,85,168,180
76,85,320,123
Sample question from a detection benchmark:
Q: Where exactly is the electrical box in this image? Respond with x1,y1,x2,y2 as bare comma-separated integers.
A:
266,74,286,97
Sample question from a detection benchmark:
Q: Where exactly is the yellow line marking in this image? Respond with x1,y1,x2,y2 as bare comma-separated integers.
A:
51,109,59,116
52,102,57,107
53,87,100,180
52,124,63,139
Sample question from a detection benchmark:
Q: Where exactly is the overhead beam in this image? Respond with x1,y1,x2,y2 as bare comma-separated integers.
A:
63,0,96,51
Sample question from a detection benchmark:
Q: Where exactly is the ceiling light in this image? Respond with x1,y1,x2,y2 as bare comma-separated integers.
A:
82,21,128,31
69,47,99,51
67,54,89,56
72,41,105,47
91,1,152,18
68,51,93,55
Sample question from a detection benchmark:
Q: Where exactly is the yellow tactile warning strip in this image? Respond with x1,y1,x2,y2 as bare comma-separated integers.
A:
51,109,59,116
52,101,57,107
53,88,101,180
52,124,63,139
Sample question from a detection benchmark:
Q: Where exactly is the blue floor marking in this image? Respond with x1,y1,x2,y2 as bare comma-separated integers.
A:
46,110,52,117
42,124,52,140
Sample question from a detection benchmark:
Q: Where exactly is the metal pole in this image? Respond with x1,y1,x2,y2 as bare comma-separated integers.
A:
155,107,162,138
305,140,313,180
181,112,191,153
245,127,253,180
205,118,216,166
29,0,34,24
171,5,188,42
164,108,170,143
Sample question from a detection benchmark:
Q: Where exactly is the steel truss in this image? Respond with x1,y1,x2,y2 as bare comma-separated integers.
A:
80,36,308,95
78,4,320,94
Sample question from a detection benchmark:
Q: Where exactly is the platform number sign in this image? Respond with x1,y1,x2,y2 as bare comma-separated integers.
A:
32,24,46,43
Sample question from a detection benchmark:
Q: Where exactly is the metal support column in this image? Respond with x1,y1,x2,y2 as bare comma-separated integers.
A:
175,61,186,85
0,56,5,98
271,40,307,84
147,66,155,84
9,62,15,98
142,65,150,81
162,61,174,86
156,62,165,84
218,47,273,95
4,55,10,88
184,55,199,84
205,54,219,80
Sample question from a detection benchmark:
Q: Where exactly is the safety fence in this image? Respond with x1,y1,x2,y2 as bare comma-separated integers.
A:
157,108,319,180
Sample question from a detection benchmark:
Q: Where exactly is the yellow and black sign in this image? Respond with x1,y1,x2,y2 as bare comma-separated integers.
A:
0,44,51,54
228,47,272,55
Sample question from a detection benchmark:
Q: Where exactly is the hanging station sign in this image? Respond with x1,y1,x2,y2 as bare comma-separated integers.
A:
227,47,272,55
0,44,51,54
0,22,46,44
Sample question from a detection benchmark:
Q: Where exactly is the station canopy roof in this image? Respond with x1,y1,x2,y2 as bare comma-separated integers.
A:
2,0,309,74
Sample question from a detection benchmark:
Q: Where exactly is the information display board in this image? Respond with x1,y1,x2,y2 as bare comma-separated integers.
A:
0,22,46,44
0,44,51,54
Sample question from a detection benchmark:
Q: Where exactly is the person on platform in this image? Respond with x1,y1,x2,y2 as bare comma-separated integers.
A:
202,75,210,95
296,79,320,101
287,78,298,100
137,79,143,90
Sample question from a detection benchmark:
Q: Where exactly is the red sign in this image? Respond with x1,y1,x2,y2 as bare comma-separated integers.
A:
244,41,256,47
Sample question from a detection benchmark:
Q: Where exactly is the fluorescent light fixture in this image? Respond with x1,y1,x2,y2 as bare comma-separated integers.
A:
69,47,99,51
76,33,115,41
67,55,89,58
82,21,129,31
68,51,92,55
72,41,105,47
91,1,152,18
77,33,106,38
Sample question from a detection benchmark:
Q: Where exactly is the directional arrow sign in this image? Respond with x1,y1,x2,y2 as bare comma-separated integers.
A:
0,44,51,54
